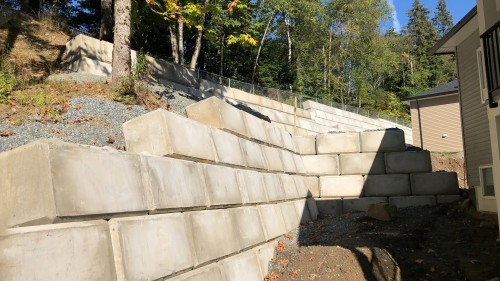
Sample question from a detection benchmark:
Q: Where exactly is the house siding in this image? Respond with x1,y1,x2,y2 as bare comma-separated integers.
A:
457,30,493,187
409,95,463,152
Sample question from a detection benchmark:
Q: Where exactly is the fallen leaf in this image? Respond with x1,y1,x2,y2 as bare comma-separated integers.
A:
290,271,297,278
284,234,293,240
415,259,424,264
280,259,288,268
107,136,115,144
0,131,16,137
88,141,96,145
275,241,286,251
75,104,82,111
430,266,436,272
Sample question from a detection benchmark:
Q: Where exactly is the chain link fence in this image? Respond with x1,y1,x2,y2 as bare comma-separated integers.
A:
199,70,411,127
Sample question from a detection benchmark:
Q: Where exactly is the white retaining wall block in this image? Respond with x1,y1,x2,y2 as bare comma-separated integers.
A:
410,172,459,195
185,96,249,138
258,204,287,240
294,199,313,224
306,198,319,220
343,197,388,213
279,202,301,231
389,196,437,208
385,151,432,174
65,34,113,63
67,56,112,76
243,113,270,144
236,169,269,204
109,214,196,280
280,174,300,199
202,164,242,206
0,139,148,228
302,155,340,176
187,210,241,265
279,129,296,152
294,135,316,155
359,129,406,153
255,242,277,277
230,207,266,250
292,153,307,175
239,139,269,170
315,198,343,216
339,153,385,175
123,109,216,162
211,128,247,167
304,176,320,197
319,175,365,198
316,133,360,154
292,175,309,198
0,220,116,281
280,149,298,174
168,264,223,281
267,125,285,148
262,173,286,202
364,174,411,197
219,251,263,281
437,195,461,204
296,107,312,119
142,156,207,211
262,146,285,172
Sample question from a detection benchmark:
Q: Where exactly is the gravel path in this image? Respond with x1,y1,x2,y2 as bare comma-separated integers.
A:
0,74,198,152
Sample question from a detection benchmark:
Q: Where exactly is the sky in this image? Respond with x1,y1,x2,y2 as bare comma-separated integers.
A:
387,0,477,32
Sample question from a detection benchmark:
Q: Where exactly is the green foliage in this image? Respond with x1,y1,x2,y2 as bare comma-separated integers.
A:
0,60,15,103
113,51,150,104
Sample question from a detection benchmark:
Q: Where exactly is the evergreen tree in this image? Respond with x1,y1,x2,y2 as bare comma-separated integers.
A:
433,0,453,37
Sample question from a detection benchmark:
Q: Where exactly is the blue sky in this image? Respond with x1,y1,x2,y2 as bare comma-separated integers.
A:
387,0,477,32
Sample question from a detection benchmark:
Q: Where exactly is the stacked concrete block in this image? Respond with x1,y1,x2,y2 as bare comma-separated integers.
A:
211,128,247,167
186,96,249,138
230,207,266,250
202,164,243,206
239,139,268,170
437,195,461,204
364,174,412,197
315,198,344,216
280,201,301,231
280,174,300,199
302,155,340,176
304,176,320,197
385,151,432,174
316,132,360,154
343,197,388,213
389,196,437,208
0,139,148,228
219,251,264,281
293,175,309,198
0,220,116,281
243,112,270,144
109,214,196,280
359,129,406,152
168,264,223,281
142,156,208,211
267,125,285,147
279,128,296,152
123,109,216,162
294,199,312,224
292,153,307,174
236,169,269,204
339,153,386,175
262,173,286,202
262,146,285,172
280,149,298,174
294,135,316,155
258,204,288,240
306,198,319,220
320,175,365,198
410,172,459,195
255,242,278,277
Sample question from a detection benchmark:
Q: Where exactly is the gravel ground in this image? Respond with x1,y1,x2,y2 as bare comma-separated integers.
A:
0,74,198,152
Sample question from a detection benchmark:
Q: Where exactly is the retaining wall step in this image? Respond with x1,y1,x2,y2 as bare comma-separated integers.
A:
280,201,301,232
304,176,320,197
239,139,268,171
316,133,361,154
319,175,365,197
230,207,267,250
302,155,340,176
280,174,300,200
315,198,344,216
359,129,406,153
258,204,287,240
219,251,263,281
262,146,285,172
236,169,269,204
211,128,247,167
294,135,316,155
339,153,385,175
202,164,243,206
410,172,459,195
385,151,432,174
243,113,270,144
262,173,286,202
281,150,298,174
364,174,411,197
437,195,461,204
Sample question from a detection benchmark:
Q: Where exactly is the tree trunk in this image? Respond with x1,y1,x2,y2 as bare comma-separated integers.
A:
285,14,292,91
112,0,131,83
177,19,184,65
189,0,209,71
251,14,273,84
169,25,179,64
219,34,225,76
100,0,113,42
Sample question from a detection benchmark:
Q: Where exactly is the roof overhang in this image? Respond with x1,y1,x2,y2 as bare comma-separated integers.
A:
402,92,459,105
428,7,478,55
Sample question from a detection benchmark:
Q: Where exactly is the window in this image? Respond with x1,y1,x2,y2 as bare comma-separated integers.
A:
479,165,495,197
477,48,489,103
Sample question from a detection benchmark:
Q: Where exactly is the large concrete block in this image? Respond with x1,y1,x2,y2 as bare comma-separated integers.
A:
239,139,268,170
262,173,286,202
280,149,298,174
187,210,241,265
292,153,307,175
389,196,436,208
294,199,313,224
67,56,112,76
168,264,223,281
315,198,343,216
304,176,320,197
364,174,411,197
302,155,340,176
258,204,287,240
236,169,269,204
279,202,301,231
436,195,461,204
219,251,263,281
243,112,270,144
65,34,113,63
230,207,266,249
123,109,216,162
0,220,116,281
280,174,300,199
255,242,277,277
339,153,385,175
267,125,285,148
294,135,316,155
186,97,249,138
292,175,309,198
343,197,388,213
146,56,198,87
109,214,195,280
0,139,148,227
262,146,285,172
306,198,319,220
142,156,208,211
410,172,459,195
385,151,432,174
202,164,242,206
320,175,365,198
211,128,246,167
279,129,296,152
316,133,360,154
359,129,406,153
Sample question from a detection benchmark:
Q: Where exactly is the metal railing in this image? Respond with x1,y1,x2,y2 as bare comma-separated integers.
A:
481,20,500,108
199,70,411,127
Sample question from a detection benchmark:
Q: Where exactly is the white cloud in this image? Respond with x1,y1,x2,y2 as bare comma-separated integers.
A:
387,0,401,32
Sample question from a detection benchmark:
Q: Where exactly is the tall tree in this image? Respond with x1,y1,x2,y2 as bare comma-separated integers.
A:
433,0,453,37
100,0,114,41
112,0,132,83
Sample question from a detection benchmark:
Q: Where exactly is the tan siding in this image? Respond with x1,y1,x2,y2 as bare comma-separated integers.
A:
410,102,421,147
457,30,493,186
412,95,463,152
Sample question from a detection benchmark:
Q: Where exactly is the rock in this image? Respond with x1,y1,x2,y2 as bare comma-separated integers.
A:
366,203,397,221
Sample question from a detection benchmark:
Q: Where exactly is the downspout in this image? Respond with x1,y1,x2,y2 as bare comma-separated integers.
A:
416,99,424,149
455,46,469,189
